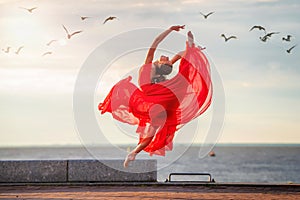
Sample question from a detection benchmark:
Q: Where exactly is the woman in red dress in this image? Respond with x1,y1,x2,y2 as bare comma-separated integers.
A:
98,25,212,167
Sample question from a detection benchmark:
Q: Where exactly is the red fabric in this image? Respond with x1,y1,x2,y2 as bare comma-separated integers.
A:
98,42,212,156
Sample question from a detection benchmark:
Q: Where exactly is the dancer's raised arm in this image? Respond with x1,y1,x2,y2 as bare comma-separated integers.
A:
144,25,185,64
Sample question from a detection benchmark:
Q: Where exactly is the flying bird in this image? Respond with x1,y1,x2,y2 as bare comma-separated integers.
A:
199,11,214,19
282,35,292,42
259,36,268,42
259,32,280,42
42,51,52,57
286,44,297,54
46,40,57,46
62,25,82,39
15,46,24,54
221,34,237,42
2,47,11,53
103,16,117,24
264,32,280,38
19,7,37,13
80,16,90,21
249,25,266,33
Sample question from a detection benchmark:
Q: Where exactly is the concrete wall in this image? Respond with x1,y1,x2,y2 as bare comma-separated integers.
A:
0,159,157,183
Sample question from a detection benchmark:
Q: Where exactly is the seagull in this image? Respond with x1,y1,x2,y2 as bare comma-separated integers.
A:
199,11,214,19
259,36,268,42
80,16,90,21
103,16,117,24
264,32,280,38
259,32,280,42
286,44,297,54
19,7,37,13
42,51,52,57
2,47,11,53
15,46,24,54
62,25,82,39
220,34,237,42
46,40,57,46
282,35,292,42
249,25,266,33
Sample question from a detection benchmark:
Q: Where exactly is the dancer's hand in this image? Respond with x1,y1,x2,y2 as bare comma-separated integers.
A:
170,25,185,31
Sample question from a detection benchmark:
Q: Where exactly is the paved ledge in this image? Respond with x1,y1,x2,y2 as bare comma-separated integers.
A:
0,159,157,183
0,160,67,183
68,160,156,182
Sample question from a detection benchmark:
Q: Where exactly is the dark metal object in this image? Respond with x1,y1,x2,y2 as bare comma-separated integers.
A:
166,173,214,183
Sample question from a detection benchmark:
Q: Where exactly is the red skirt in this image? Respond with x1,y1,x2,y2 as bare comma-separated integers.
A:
98,42,212,156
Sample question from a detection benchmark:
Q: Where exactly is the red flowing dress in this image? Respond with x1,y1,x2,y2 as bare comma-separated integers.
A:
98,42,212,156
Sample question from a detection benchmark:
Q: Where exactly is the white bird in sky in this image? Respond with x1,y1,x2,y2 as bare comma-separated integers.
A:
199,11,214,19
80,16,90,21
2,47,11,53
103,16,118,24
15,46,24,55
249,25,266,33
19,6,37,13
259,32,280,42
282,35,292,42
42,51,52,57
62,25,82,39
46,40,57,46
221,34,237,42
286,44,297,54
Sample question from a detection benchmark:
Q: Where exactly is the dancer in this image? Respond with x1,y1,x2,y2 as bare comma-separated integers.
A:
98,25,212,167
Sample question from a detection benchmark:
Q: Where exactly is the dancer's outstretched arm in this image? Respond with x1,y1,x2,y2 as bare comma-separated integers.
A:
144,25,185,64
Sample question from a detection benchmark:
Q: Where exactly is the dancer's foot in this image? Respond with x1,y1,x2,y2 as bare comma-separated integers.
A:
187,31,194,47
123,151,137,168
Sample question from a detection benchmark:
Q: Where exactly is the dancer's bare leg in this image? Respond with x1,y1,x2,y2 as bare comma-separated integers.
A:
123,125,158,168
123,137,152,168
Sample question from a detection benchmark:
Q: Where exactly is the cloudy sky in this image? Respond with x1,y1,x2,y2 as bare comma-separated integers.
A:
0,0,300,147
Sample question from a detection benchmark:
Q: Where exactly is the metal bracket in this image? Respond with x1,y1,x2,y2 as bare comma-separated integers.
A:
166,173,214,183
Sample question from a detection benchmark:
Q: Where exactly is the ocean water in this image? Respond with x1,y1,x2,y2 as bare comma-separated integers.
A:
0,145,299,183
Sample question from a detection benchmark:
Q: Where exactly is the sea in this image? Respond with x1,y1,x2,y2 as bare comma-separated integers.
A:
0,144,299,183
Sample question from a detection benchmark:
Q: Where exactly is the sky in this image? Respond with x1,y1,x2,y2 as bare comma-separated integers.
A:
0,0,300,147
